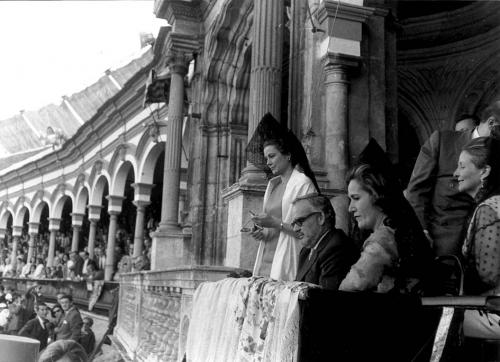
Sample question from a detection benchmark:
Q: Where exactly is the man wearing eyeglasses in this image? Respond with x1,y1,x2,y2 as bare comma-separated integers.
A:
293,194,358,290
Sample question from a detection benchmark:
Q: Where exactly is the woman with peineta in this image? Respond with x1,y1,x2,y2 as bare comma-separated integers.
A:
247,113,320,281
340,139,432,293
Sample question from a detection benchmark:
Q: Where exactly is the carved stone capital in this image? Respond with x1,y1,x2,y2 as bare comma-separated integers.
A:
70,212,85,226
166,50,191,76
154,0,201,25
28,222,40,235
323,52,360,84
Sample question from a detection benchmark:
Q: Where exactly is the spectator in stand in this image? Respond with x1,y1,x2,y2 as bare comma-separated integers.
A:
57,294,83,342
6,293,25,334
70,251,84,277
54,250,63,267
18,302,50,350
15,255,25,277
0,258,5,276
20,257,34,278
143,238,152,262
0,285,5,304
53,265,64,279
80,252,90,277
24,284,43,321
2,258,13,277
51,304,64,341
32,257,46,279
86,262,104,281
94,247,106,271
80,316,96,355
38,340,88,362
27,264,37,278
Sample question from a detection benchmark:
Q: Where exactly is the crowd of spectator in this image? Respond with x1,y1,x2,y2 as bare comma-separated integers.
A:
0,284,95,360
0,222,154,282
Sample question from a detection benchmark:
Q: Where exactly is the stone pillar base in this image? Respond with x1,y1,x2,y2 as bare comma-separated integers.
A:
151,230,192,270
221,182,266,271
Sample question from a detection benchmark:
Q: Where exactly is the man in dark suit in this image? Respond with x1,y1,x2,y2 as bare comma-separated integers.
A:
18,303,50,350
293,194,358,290
70,251,84,277
56,294,83,342
406,102,500,256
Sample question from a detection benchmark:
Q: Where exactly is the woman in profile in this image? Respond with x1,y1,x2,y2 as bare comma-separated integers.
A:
340,140,431,293
248,113,320,281
453,136,500,339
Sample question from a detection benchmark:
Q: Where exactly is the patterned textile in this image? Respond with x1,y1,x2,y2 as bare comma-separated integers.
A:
339,224,399,293
186,277,309,362
462,195,500,294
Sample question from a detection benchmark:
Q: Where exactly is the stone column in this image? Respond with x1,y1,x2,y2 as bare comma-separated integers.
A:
47,218,61,268
158,53,188,232
71,226,81,252
105,196,124,281
152,53,191,270
87,205,103,259
10,226,22,270
70,213,84,252
28,222,39,263
87,220,98,259
105,212,119,281
248,0,284,131
317,1,374,232
132,201,150,258
131,183,153,258
239,0,284,184
323,54,360,231
223,0,285,270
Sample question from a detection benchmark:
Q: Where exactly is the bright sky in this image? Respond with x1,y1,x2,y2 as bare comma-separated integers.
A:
0,1,166,120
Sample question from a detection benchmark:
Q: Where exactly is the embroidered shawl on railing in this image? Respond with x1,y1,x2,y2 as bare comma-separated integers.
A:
186,277,309,362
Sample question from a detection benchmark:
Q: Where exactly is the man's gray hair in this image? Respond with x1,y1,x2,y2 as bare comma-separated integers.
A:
293,193,336,227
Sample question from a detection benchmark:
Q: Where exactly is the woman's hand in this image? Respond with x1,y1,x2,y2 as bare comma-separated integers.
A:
250,227,266,241
251,213,280,229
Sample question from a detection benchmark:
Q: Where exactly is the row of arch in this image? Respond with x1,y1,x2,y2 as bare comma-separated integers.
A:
0,139,170,281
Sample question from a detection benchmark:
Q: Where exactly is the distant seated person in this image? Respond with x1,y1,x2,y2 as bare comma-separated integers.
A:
38,339,88,362
113,255,132,281
52,265,64,279
86,261,104,281
31,258,46,279
18,302,50,350
132,255,150,272
293,194,358,290
79,316,96,355
339,140,431,293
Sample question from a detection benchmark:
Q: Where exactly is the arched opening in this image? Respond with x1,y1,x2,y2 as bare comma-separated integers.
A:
145,151,164,234
20,210,30,261
118,165,136,257
56,196,73,254
1,213,13,262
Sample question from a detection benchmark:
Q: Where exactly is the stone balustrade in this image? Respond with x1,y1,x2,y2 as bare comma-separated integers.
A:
112,266,244,362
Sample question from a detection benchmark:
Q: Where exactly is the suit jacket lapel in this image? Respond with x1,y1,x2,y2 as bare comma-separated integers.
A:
296,230,333,281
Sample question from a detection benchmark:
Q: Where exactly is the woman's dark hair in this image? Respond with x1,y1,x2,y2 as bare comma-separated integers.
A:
346,163,432,291
346,164,392,214
38,340,88,362
263,138,294,165
247,113,321,193
462,136,500,202
263,136,321,193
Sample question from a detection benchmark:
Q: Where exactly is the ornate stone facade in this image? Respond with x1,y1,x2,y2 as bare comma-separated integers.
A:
1,1,500,360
